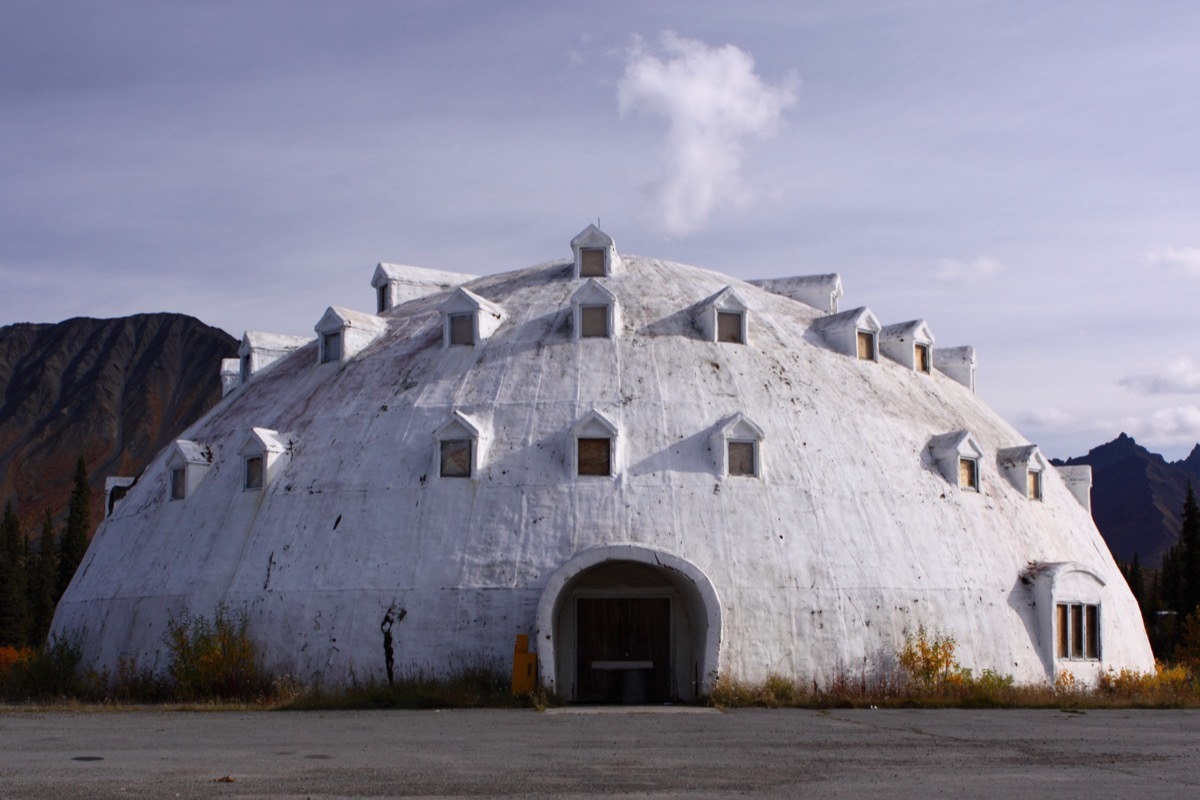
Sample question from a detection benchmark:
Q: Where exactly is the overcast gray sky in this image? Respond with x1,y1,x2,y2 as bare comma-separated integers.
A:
3,0,1199,461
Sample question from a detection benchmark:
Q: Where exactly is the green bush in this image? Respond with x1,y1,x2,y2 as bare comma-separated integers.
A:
5,628,86,697
165,605,271,701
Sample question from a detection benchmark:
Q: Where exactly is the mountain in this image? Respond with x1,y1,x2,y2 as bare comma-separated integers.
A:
0,314,237,532
1056,433,1199,566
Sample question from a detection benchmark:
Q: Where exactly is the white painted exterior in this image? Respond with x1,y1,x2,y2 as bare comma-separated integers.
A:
372,263,477,311
750,274,842,314
56,228,1153,697
238,331,314,386
879,320,934,373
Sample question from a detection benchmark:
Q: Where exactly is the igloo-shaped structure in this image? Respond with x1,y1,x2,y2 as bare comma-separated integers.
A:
54,226,1153,700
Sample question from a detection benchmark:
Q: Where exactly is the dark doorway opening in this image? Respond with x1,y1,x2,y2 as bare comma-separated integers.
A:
575,597,671,703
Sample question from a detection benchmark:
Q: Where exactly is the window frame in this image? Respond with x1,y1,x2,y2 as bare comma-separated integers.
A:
377,284,389,314
169,467,186,501
856,329,876,361
1027,469,1043,501
579,247,607,278
321,331,342,363
958,456,979,491
244,455,265,491
580,304,610,338
1056,602,1100,661
576,437,613,477
439,439,474,479
915,342,931,374
727,440,758,477
717,311,745,344
447,312,475,347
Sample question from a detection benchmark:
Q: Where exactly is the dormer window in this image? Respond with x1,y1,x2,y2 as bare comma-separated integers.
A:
570,224,620,279
998,445,1048,501
238,428,290,493
376,284,389,314
571,280,619,342
239,331,314,383
372,262,477,312
165,440,214,502
698,287,750,345
580,248,606,277
879,320,935,373
928,431,985,493
441,288,505,349
240,355,251,383
711,413,765,478
434,411,486,480
321,331,342,363
856,330,876,361
570,410,619,478
810,307,882,361
933,345,977,393
314,306,387,365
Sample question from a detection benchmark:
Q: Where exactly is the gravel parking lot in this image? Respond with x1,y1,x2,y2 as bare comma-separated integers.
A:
2,706,1198,798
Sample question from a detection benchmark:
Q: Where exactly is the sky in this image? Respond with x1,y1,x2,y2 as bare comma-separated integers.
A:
2,0,1199,461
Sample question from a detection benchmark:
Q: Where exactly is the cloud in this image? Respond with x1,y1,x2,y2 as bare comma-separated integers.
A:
618,32,797,237
1118,406,1200,446
933,256,1004,282
1015,406,1075,429
1120,356,1200,395
1145,247,1200,274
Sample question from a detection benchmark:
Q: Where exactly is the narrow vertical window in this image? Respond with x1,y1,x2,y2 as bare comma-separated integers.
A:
377,285,389,313
728,441,757,477
915,342,930,373
448,313,474,346
717,311,744,344
1027,470,1042,500
170,468,186,500
321,331,342,363
580,248,606,277
958,457,978,491
440,439,472,478
1085,605,1100,659
580,306,609,338
244,456,264,490
240,355,251,383
856,330,875,361
577,438,611,476
1056,604,1069,659
1070,604,1084,658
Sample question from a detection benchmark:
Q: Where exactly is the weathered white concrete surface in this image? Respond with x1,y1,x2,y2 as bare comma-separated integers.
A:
52,232,1154,696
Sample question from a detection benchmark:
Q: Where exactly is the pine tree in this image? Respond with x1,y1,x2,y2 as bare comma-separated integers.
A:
1180,484,1200,616
1125,553,1145,610
58,456,91,598
28,509,60,645
0,501,30,647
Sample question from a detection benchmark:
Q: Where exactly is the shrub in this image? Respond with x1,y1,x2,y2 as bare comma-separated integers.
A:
897,625,965,694
165,605,271,701
4,629,86,697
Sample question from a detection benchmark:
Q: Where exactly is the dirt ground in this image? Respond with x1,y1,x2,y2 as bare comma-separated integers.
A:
2,706,1198,798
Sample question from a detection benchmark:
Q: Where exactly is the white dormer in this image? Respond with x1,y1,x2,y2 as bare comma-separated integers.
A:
928,431,985,491
371,263,477,313
570,279,619,340
441,288,505,348
569,410,620,477
879,320,935,373
1055,465,1093,512
314,307,388,365
748,273,843,315
166,440,214,501
238,428,291,492
105,476,136,517
711,413,766,478
239,331,313,384
998,445,1049,500
570,224,621,279
434,411,487,479
220,359,240,397
698,287,751,345
809,306,881,361
934,346,976,393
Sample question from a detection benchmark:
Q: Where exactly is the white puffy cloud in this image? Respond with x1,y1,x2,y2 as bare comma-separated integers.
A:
933,256,1004,282
1118,406,1200,446
618,32,797,237
1145,247,1200,274
1120,356,1200,395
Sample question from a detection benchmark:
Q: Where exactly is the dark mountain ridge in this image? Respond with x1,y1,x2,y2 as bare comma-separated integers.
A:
0,313,237,530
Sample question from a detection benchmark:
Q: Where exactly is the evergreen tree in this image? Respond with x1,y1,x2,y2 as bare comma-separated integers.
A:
1180,483,1200,616
1125,553,1145,612
28,509,60,645
58,456,91,597
0,501,30,647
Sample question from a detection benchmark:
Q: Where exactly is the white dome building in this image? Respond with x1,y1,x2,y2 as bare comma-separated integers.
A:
55,226,1153,701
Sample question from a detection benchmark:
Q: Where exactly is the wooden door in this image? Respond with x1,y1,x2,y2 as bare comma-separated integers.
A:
575,597,671,703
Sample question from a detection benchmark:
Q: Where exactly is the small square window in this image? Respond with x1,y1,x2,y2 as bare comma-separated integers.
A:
448,313,474,346
958,457,978,491
440,439,473,478
244,456,264,490
580,306,609,338
1027,470,1042,501
322,331,342,363
915,343,930,373
170,467,186,500
717,312,744,344
577,438,611,476
580,248,606,277
377,285,389,314
856,330,875,361
728,441,756,476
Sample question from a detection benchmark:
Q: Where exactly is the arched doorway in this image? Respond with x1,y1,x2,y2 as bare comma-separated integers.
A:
536,545,721,703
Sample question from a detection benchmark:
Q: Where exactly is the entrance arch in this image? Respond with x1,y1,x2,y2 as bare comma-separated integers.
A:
535,545,721,701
